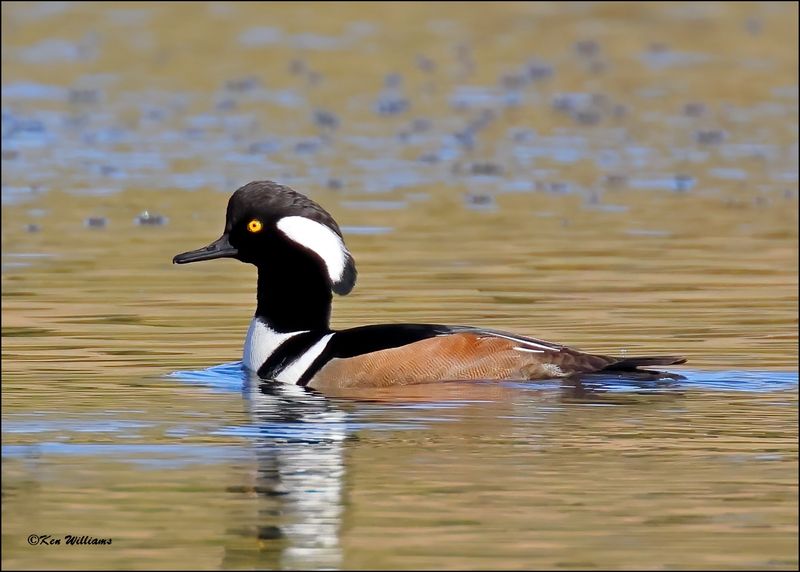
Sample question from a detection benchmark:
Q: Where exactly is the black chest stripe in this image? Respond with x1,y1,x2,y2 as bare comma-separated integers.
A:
296,324,451,386
257,331,332,379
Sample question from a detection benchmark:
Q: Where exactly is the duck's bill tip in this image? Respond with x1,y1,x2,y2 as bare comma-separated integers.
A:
173,234,237,264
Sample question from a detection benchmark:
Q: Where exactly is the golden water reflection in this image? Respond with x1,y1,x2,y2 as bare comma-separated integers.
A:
2,2,797,570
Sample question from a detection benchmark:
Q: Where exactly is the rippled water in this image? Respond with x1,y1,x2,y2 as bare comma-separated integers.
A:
2,2,798,570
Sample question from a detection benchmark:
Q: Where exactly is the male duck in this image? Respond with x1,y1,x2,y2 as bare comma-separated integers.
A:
174,181,685,390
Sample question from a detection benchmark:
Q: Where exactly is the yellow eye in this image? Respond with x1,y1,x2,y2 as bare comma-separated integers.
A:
247,219,263,233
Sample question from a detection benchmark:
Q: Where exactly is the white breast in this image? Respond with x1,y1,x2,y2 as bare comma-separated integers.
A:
242,318,308,372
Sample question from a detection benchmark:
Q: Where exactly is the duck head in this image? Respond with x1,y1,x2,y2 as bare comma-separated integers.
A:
173,181,357,296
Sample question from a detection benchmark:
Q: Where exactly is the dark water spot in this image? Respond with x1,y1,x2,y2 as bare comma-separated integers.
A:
68,88,100,104
696,130,726,145
306,70,323,85
454,43,474,75
183,127,203,139
545,181,571,194
471,109,496,130
552,92,594,113
84,217,107,229
384,73,403,89
25,224,41,233
410,117,432,133
602,174,628,188
649,42,669,54
418,152,440,164
248,139,280,155
64,114,90,131
416,55,436,73
574,108,602,125
575,40,600,58
141,107,166,122
99,165,119,177
294,139,322,154
215,98,237,112
745,17,762,35
611,104,627,118
683,102,706,117
225,76,261,92
326,178,343,190
674,174,696,192
375,95,410,116
526,59,554,81
288,58,306,75
465,193,494,208
468,162,503,176
134,211,167,226
257,526,285,540
587,60,607,74
453,130,475,149
511,128,536,143
500,73,528,90
313,109,339,129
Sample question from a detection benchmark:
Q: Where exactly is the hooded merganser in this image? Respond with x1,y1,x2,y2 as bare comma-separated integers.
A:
173,181,686,390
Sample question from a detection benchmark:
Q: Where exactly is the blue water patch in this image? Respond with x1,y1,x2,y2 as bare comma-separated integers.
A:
666,369,798,392
2,82,67,100
542,369,798,394
1,443,249,468
238,26,284,47
4,367,794,469
18,39,94,64
170,362,797,395
340,225,394,235
2,418,151,435
168,361,248,392
215,420,431,443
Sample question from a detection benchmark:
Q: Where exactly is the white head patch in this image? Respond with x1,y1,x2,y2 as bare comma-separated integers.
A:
276,216,353,289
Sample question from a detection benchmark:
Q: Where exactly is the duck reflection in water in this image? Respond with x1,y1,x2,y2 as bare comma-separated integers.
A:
221,377,348,570
218,365,685,568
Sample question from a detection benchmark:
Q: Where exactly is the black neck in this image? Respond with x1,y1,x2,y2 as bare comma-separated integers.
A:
254,257,332,333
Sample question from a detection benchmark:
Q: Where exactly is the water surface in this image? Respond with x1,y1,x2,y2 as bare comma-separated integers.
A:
2,2,798,570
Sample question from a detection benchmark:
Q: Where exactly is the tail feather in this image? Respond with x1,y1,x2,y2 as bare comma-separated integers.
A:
603,355,687,371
